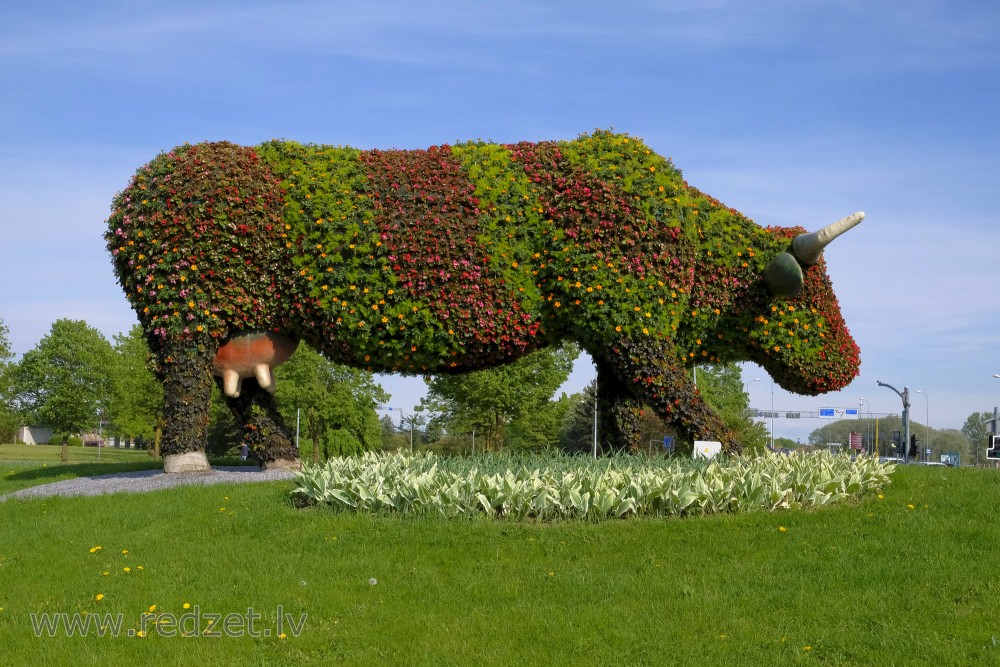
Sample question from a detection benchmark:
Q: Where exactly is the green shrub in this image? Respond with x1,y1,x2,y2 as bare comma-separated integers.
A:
292,450,894,520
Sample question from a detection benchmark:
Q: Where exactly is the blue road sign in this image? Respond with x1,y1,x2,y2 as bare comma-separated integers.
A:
819,408,836,418
663,436,675,450
845,408,859,416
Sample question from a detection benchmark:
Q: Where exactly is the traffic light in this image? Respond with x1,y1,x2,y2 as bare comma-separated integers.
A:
909,434,919,459
988,435,1000,460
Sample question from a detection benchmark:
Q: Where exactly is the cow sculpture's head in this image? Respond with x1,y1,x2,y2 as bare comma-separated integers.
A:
744,212,864,395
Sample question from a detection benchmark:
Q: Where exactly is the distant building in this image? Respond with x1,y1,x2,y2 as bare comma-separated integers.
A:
16,426,53,445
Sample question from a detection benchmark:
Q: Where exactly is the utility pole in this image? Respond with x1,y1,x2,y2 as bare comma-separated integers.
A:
877,380,910,463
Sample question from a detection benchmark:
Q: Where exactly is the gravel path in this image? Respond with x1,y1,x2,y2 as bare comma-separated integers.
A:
1,467,298,501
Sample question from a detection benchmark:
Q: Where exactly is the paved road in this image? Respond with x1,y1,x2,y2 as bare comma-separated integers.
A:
1,466,297,501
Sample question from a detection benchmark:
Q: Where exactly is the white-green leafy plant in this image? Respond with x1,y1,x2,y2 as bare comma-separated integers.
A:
291,451,894,520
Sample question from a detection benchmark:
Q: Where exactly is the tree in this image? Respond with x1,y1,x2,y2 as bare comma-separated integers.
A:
931,429,972,465
9,320,115,456
421,344,579,451
695,364,768,452
273,343,388,461
107,325,163,443
961,411,993,466
0,317,16,443
504,392,574,451
773,437,799,449
560,382,597,454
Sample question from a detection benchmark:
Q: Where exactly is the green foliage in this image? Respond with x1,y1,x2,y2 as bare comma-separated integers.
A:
292,450,893,519
695,364,768,452
0,318,19,443
9,319,115,436
108,325,163,441
273,342,387,462
0,317,12,395
420,344,578,451
962,411,992,464
504,392,574,451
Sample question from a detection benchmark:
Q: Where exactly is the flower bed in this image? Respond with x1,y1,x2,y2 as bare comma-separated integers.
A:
291,451,893,520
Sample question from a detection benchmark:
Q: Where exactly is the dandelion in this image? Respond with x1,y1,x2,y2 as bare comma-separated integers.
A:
803,646,812,651
368,578,378,586
778,526,787,533
907,504,915,510
148,605,157,613
124,567,131,573
278,633,287,639
102,571,109,576
95,594,105,601
183,603,191,610
121,550,129,555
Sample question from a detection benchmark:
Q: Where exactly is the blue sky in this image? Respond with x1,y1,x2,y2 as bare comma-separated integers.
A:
2,1,999,442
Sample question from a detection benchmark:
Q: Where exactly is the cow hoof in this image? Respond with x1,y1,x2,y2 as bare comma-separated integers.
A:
263,458,301,472
164,451,212,473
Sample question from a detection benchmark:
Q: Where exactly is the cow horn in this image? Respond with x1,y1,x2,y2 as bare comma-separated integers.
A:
763,252,804,298
791,212,865,265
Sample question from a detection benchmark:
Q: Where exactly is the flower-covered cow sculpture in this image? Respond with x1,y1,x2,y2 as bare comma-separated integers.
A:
106,131,863,472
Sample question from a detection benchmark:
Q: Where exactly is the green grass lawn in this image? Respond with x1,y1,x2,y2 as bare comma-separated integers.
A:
0,442,155,465
1,462,998,666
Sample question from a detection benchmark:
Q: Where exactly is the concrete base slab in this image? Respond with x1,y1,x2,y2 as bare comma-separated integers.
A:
163,451,212,473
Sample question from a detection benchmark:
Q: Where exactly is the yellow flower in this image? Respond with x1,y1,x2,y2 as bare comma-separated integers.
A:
124,567,131,573
95,594,105,601
148,605,157,613
183,603,191,610
778,526,787,533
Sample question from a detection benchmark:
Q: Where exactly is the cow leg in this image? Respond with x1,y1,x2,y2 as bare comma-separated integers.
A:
602,339,740,455
159,343,215,473
595,359,643,453
220,377,300,470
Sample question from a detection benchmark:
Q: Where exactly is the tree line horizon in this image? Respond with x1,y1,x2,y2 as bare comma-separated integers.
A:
0,315,992,464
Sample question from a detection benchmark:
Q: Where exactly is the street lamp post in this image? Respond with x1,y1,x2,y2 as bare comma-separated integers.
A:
915,390,930,463
877,380,911,463
859,397,870,454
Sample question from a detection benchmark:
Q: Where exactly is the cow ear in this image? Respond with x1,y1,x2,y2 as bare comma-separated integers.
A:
763,252,804,298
